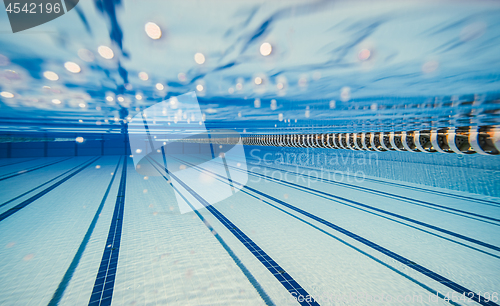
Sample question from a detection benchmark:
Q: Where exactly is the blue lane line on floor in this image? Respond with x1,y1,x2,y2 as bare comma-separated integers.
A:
88,157,127,306
0,157,73,181
182,156,500,259
0,157,99,223
148,156,318,306
246,158,500,207
239,189,462,306
48,156,122,306
0,159,94,209
244,160,500,223
198,156,500,252
150,152,275,306
178,157,498,306
0,158,37,168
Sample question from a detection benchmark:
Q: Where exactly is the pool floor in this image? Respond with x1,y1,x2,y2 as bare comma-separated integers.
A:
0,155,499,305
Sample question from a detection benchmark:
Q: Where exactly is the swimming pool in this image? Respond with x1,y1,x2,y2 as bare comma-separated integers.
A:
0,1,499,305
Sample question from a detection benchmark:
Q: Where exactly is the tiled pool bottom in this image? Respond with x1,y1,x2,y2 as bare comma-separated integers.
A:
0,156,499,306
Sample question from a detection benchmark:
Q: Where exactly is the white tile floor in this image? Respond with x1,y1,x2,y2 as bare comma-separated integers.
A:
0,155,499,305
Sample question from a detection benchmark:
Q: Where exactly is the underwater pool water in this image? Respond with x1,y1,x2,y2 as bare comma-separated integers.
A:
0,0,500,305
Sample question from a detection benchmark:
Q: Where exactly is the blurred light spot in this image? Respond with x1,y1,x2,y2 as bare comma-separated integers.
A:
358,49,371,61
260,42,272,56
238,112,242,117
79,102,86,108
136,149,142,154
254,77,262,85
0,91,14,98
75,137,84,143
64,62,81,73
237,163,241,167
156,83,164,90
106,96,114,102
135,94,142,100
144,176,149,180
199,171,214,184
96,106,101,111
78,49,94,62
228,87,234,94
254,98,261,108
179,164,186,170
98,46,114,59
340,86,351,101
305,108,310,118
278,113,283,121
196,84,204,91
23,254,35,261
124,83,133,90
117,96,124,102
43,71,59,81
329,100,336,109
194,53,205,64
422,60,439,73
139,72,149,81
178,72,186,82
460,22,486,42
52,99,61,105
284,194,289,199
79,119,83,123
236,83,243,90
270,99,277,110
143,189,148,194
370,103,378,111
277,83,284,90
95,165,101,169
313,71,321,80
298,76,307,87
145,22,162,39
6,242,15,248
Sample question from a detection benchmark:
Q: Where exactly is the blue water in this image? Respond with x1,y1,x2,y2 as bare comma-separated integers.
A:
0,1,500,306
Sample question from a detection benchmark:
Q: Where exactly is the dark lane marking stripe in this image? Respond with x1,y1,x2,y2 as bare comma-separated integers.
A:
239,189,461,306
178,156,500,259
0,157,73,182
193,156,500,252
246,158,500,207
48,157,122,306
88,157,127,306
242,160,500,223
152,152,275,306
0,157,100,223
176,156,498,306
0,159,94,209
148,156,319,306
0,158,37,168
